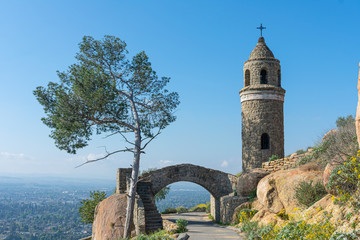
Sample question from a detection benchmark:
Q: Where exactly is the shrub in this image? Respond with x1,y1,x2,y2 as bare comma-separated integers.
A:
240,220,335,240
247,188,257,202
79,190,107,224
240,221,279,240
298,155,313,166
189,204,207,212
328,151,360,209
135,230,172,240
269,155,279,161
238,209,258,224
321,115,358,165
296,149,306,155
205,202,210,213
274,220,335,240
329,231,359,240
276,209,289,220
236,172,242,177
295,180,327,207
176,218,188,233
176,206,188,213
161,207,177,214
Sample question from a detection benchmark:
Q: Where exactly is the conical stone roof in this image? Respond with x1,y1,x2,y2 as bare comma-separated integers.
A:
248,37,275,60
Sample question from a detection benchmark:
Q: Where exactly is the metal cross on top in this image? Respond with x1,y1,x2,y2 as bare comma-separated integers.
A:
257,24,266,37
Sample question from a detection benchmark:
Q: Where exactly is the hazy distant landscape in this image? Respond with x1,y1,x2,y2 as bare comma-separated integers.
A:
0,176,209,240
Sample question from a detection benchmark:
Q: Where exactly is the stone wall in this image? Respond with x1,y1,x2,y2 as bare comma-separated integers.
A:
219,195,248,224
261,151,312,173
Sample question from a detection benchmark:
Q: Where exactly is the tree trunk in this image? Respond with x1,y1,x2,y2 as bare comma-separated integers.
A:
123,95,141,239
356,62,360,148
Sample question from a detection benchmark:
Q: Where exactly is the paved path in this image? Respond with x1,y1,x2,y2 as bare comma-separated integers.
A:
162,212,247,240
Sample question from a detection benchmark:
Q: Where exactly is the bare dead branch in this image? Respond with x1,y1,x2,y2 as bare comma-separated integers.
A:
141,128,161,150
119,131,136,146
75,148,133,168
103,130,134,139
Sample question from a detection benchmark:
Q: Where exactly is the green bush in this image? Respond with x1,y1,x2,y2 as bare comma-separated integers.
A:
296,149,306,155
274,220,335,240
298,155,313,166
295,180,327,207
176,206,188,213
205,202,210,213
176,218,188,233
238,209,258,224
269,155,279,161
247,188,257,202
189,204,207,212
329,231,359,240
240,219,335,240
327,151,360,209
79,190,107,224
161,207,177,214
135,230,172,240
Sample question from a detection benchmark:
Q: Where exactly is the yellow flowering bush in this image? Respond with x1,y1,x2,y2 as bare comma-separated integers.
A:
328,150,360,209
238,209,258,224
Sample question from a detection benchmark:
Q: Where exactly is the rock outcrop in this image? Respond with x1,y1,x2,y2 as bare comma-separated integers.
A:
252,163,323,226
92,194,135,240
236,168,269,196
304,194,360,234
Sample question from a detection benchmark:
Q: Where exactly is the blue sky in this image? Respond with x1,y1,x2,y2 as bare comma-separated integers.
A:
0,0,359,180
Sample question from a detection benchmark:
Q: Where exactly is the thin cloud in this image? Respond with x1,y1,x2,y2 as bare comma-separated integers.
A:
0,152,34,160
159,160,172,167
221,160,229,168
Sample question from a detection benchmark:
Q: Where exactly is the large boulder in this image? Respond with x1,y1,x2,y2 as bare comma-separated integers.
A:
256,163,323,214
92,193,135,240
251,209,285,226
237,168,269,196
322,129,339,142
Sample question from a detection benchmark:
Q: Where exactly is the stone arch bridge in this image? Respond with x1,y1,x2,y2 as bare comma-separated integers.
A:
116,164,247,234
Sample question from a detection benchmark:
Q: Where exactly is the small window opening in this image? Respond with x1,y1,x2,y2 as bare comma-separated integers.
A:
245,70,250,87
260,70,267,84
278,70,281,87
261,133,270,149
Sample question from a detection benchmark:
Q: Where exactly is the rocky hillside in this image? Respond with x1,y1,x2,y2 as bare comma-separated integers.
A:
233,117,360,239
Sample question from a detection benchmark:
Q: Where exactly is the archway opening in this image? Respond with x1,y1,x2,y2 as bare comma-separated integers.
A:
245,69,250,87
260,69,267,84
261,133,270,149
155,182,210,214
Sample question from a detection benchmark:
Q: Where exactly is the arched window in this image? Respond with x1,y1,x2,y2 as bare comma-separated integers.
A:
278,70,281,87
260,70,267,84
245,69,250,87
261,133,270,149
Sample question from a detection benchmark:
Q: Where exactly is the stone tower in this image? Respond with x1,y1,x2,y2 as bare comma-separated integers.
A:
240,36,285,172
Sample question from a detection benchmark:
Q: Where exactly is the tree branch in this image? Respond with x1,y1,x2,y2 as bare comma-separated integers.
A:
75,148,133,168
103,130,133,139
141,128,161,150
119,131,136,146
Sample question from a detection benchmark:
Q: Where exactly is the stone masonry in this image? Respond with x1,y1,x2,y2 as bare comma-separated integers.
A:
116,164,247,234
261,151,313,173
240,37,285,172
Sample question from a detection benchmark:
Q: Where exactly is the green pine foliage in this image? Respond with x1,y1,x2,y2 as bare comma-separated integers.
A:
79,190,107,224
